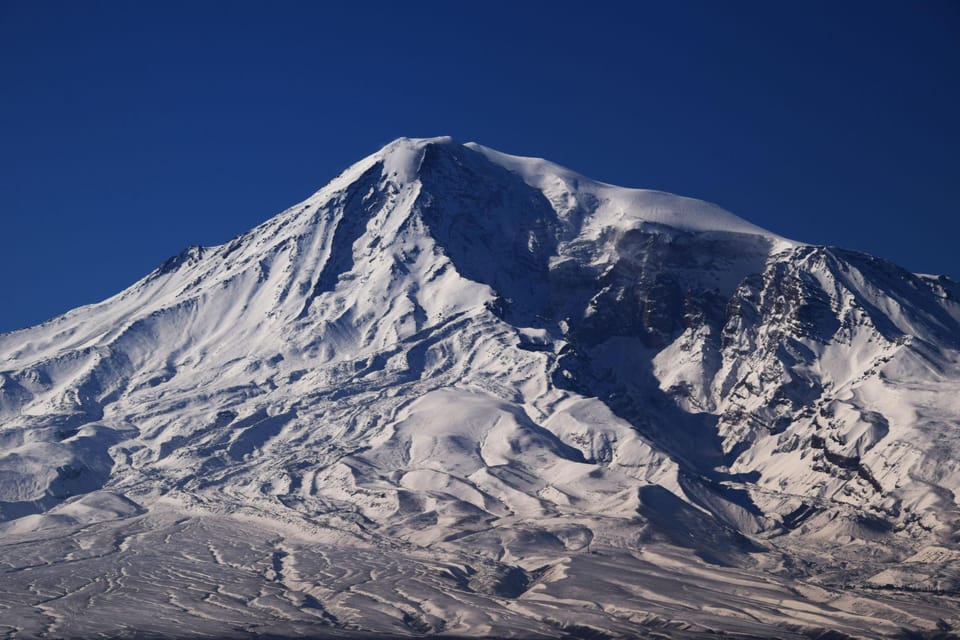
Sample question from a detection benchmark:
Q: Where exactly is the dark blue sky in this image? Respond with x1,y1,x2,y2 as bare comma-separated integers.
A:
2,1,958,333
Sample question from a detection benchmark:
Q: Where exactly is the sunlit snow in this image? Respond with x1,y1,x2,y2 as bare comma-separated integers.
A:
1,137,959,638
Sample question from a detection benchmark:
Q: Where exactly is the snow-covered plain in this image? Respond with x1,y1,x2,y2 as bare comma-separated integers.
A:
1,137,959,638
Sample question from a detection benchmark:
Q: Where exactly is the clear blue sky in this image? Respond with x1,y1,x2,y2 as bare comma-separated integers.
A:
2,1,958,333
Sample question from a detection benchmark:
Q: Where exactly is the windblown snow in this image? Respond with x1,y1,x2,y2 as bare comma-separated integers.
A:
1,137,959,639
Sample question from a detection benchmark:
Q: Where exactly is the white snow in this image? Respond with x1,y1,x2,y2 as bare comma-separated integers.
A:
466,140,796,245
0,137,958,638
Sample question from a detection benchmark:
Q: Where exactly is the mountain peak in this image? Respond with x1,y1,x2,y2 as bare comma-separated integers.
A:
337,136,794,246
375,136,459,183
1,138,959,639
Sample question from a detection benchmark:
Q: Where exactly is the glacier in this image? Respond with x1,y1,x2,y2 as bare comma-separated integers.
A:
1,137,959,638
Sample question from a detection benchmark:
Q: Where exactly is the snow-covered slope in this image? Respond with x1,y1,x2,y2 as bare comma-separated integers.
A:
2,137,959,639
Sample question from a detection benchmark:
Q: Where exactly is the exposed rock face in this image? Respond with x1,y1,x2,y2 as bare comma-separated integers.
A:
1,137,959,638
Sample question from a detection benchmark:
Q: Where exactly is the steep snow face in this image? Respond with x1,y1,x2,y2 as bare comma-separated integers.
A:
1,137,960,638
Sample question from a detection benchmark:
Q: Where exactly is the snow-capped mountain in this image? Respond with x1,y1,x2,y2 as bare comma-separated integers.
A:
1,137,959,639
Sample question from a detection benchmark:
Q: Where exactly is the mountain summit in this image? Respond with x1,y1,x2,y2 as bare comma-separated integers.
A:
2,138,959,639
